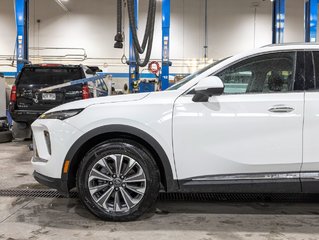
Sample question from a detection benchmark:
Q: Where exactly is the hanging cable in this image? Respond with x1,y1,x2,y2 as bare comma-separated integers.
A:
203,0,208,63
121,0,128,64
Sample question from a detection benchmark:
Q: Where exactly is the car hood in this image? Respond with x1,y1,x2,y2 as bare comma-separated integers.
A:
46,92,151,113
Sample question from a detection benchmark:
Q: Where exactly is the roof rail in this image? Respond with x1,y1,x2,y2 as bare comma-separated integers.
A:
262,42,319,48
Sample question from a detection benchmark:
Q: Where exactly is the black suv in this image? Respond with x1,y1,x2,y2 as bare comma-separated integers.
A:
9,64,108,139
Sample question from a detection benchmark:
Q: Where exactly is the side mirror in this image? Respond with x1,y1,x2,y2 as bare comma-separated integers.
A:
192,76,224,102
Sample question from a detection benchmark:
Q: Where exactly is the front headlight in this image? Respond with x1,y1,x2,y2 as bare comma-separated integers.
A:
39,109,84,120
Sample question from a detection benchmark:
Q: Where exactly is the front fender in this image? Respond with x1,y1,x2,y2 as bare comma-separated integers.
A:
61,124,178,193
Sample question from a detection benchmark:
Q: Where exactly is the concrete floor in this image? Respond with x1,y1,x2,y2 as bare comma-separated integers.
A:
1,142,319,240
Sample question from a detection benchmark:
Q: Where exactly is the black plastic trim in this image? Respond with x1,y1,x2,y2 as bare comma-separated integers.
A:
62,124,178,193
301,179,319,193
178,179,302,193
33,171,69,196
10,109,44,124
304,51,315,90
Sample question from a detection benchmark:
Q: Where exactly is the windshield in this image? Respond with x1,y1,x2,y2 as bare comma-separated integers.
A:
167,58,228,90
18,67,83,86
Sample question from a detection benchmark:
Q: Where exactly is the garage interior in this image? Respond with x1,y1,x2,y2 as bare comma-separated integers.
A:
1,0,319,239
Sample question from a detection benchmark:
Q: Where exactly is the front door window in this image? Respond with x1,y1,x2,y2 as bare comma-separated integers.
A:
216,52,297,94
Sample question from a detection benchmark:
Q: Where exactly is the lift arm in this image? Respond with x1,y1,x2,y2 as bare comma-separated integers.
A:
38,74,108,92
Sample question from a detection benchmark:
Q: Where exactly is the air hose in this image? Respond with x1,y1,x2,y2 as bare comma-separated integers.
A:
114,0,124,48
127,0,157,67
127,0,155,53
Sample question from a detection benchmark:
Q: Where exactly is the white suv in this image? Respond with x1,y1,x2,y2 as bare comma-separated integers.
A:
32,44,319,221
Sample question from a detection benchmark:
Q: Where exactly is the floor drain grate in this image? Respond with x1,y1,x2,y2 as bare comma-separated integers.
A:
0,189,78,198
1,188,319,202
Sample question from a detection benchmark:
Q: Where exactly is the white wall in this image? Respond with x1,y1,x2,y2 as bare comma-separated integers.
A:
0,0,16,72
285,0,305,42
0,0,307,78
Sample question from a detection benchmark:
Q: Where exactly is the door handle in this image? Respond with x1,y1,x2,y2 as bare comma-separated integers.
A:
268,105,295,113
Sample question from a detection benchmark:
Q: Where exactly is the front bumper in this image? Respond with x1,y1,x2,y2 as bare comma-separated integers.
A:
33,171,69,195
31,118,83,188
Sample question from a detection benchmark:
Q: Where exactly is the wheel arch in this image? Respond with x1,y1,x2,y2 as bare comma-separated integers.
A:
62,124,178,193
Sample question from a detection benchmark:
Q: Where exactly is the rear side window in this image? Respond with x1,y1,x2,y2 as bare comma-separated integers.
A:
18,68,83,85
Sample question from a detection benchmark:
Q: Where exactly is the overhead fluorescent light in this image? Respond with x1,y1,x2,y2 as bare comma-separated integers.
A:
54,0,70,12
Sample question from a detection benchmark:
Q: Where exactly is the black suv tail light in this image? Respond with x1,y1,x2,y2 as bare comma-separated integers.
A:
10,85,17,102
82,85,90,99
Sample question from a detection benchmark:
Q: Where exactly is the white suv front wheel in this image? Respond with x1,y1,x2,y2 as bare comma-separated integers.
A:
77,139,160,221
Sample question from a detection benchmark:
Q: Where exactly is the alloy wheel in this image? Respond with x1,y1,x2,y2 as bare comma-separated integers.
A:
87,154,147,213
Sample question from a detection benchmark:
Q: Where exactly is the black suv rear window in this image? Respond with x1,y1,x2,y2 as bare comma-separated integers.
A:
19,68,83,85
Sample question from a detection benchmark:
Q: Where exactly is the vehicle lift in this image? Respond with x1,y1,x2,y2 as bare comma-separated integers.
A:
14,0,171,93
13,0,319,90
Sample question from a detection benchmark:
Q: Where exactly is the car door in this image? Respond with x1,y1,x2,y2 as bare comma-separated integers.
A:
301,51,319,192
173,51,305,186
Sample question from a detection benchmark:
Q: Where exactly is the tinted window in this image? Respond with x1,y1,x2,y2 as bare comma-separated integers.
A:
216,52,296,94
18,68,83,85
167,57,230,90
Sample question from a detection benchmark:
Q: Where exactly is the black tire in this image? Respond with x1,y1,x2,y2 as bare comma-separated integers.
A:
0,131,13,143
12,122,31,140
77,139,160,222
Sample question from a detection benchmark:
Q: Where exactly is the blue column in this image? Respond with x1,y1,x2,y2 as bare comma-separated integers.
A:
305,0,318,42
15,0,29,74
129,0,139,92
272,0,285,44
161,0,170,90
